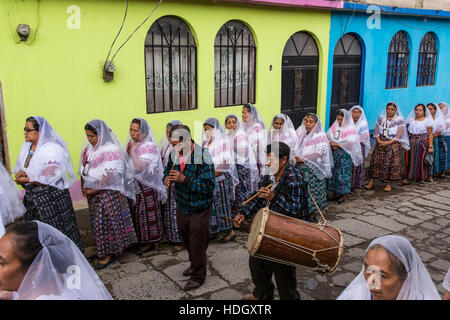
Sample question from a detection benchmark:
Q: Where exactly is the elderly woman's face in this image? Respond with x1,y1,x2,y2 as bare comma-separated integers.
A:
130,123,140,142
0,233,28,292
438,103,445,111
273,118,284,130
225,117,237,131
303,117,316,133
352,108,362,123
336,115,344,127
24,121,40,144
363,247,404,300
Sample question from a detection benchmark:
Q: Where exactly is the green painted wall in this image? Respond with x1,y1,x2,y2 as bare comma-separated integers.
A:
0,0,331,172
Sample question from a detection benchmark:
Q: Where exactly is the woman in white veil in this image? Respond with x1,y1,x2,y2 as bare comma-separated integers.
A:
438,102,450,175
242,104,267,176
224,114,259,211
268,113,297,164
294,113,332,215
80,119,137,269
159,120,184,253
337,235,440,300
13,116,83,251
365,102,409,192
203,117,239,243
0,163,26,238
125,118,166,255
349,105,371,190
400,104,434,187
326,109,363,204
426,103,447,178
0,221,112,300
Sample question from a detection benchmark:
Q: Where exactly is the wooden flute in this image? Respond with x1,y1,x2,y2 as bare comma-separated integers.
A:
241,183,273,206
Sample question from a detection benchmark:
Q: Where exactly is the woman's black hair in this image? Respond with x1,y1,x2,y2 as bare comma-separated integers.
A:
84,123,98,135
415,103,426,113
304,113,318,122
25,117,40,131
426,103,437,111
267,142,290,161
243,103,252,113
386,102,397,109
5,222,43,270
336,110,345,118
131,118,142,127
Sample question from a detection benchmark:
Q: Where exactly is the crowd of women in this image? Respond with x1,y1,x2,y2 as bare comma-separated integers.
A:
0,101,449,300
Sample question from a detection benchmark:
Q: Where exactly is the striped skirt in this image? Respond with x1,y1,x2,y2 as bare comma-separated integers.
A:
405,133,431,181
210,173,234,236
351,143,366,189
235,165,253,208
23,184,84,252
445,136,450,171
87,190,137,259
368,137,402,181
327,148,352,196
163,183,182,243
434,136,448,174
130,183,164,244
296,163,327,213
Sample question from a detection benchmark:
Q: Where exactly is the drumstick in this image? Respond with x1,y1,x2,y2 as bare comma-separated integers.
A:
225,217,237,222
241,184,273,206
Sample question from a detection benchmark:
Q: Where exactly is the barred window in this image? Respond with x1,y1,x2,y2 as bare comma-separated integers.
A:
416,32,437,87
214,21,256,107
145,16,197,113
385,31,410,89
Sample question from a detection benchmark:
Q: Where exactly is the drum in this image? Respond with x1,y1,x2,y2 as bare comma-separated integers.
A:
247,206,344,273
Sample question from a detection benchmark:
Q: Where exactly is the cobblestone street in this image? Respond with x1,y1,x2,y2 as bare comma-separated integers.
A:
78,179,450,300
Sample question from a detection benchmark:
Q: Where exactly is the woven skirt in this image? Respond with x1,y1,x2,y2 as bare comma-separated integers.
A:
130,183,164,244
327,148,352,196
23,184,84,252
368,137,402,181
296,163,327,213
405,133,431,181
163,183,182,243
210,173,234,236
87,190,137,259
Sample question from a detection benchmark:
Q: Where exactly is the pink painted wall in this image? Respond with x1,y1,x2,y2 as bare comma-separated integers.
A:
216,0,343,9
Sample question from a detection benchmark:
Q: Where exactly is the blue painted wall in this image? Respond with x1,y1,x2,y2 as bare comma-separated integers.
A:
326,10,450,130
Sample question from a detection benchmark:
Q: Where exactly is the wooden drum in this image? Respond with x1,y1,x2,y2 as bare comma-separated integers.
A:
247,206,344,273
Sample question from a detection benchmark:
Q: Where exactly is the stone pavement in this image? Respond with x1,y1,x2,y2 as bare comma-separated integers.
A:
78,178,450,300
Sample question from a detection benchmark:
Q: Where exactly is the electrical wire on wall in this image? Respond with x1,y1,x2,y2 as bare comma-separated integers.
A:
103,0,164,79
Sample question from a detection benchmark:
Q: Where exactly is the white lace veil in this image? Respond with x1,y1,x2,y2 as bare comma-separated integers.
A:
337,235,441,300
326,109,364,167
243,103,266,131
0,163,26,237
268,113,297,163
13,221,112,300
406,104,434,128
349,105,371,158
79,119,135,200
224,114,259,193
373,102,410,150
427,103,446,134
203,118,239,192
242,104,267,174
125,118,167,204
158,120,183,150
14,116,76,190
294,114,333,179
438,102,450,136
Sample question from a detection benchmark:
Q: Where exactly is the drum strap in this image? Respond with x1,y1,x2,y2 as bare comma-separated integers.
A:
307,187,328,226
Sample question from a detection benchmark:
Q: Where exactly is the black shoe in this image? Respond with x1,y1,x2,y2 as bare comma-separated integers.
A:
135,244,155,256
95,256,115,270
219,234,236,243
183,267,193,277
183,279,204,291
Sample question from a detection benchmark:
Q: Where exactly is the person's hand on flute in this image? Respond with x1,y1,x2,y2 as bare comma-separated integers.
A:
168,169,186,183
257,186,275,201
